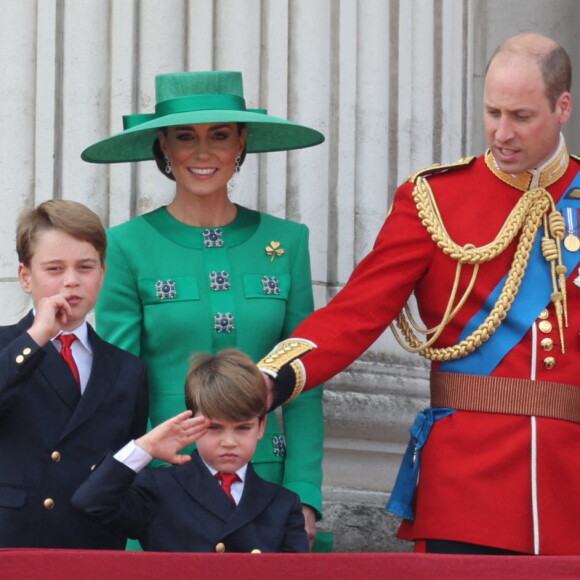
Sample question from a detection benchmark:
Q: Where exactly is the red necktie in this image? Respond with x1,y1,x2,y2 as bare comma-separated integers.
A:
57,334,80,385
215,473,240,504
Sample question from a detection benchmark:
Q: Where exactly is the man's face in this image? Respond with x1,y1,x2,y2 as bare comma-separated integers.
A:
483,54,572,174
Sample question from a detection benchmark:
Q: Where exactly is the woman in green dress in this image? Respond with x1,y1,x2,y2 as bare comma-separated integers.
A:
82,71,328,549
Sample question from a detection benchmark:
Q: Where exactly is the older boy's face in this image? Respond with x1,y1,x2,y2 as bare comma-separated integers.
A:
18,229,105,331
195,414,265,474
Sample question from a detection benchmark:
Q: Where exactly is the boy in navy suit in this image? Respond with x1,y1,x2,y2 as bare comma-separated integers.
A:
0,200,148,548
73,349,308,553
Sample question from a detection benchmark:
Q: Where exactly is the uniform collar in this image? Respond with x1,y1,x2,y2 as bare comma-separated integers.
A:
485,134,569,191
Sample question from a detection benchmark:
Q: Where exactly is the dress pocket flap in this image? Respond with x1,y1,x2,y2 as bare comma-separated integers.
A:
242,273,291,299
138,275,200,305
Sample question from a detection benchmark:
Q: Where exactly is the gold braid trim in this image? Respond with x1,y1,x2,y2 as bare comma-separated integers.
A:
258,338,317,400
391,178,568,361
259,339,317,373
288,360,307,402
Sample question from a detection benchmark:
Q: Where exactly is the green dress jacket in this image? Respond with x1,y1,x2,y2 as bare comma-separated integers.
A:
95,205,323,515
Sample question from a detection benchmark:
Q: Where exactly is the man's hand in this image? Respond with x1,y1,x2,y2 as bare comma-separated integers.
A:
135,411,210,464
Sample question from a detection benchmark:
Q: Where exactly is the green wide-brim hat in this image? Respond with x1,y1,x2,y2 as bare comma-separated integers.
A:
81,71,325,163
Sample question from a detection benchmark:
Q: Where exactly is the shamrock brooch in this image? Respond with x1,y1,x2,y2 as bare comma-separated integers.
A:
265,241,285,262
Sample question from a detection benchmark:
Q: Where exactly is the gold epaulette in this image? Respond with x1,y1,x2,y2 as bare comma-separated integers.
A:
406,156,476,183
258,338,317,402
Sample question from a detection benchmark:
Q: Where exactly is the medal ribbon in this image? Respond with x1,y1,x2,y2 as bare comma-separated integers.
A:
566,207,575,234
564,207,580,252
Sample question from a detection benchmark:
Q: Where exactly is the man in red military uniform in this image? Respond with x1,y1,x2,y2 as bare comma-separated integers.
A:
260,33,580,555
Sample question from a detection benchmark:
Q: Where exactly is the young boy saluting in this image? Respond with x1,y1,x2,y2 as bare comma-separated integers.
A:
0,200,148,549
73,349,308,553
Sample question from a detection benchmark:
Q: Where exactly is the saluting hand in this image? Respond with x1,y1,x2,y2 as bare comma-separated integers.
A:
135,411,210,465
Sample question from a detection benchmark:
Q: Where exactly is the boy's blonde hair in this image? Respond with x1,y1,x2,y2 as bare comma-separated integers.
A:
16,200,107,266
185,350,267,421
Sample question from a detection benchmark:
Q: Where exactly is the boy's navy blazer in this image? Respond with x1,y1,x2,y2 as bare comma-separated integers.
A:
0,311,148,549
72,450,309,553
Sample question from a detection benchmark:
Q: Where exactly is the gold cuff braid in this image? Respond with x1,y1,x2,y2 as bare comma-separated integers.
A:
287,359,307,402
258,339,317,401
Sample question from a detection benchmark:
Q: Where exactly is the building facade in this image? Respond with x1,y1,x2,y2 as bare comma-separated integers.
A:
1,0,578,551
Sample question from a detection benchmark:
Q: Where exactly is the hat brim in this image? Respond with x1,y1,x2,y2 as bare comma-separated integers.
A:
81,110,325,163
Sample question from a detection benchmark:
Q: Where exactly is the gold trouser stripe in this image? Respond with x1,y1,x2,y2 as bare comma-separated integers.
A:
430,371,580,424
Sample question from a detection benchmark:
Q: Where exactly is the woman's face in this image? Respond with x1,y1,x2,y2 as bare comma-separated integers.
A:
159,123,246,199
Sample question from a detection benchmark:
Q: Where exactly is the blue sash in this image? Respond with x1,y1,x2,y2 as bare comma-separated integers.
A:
440,171,580,375
386,407,455,519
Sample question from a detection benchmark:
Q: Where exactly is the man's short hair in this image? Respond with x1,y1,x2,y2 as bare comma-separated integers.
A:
489,36,572,111
541,46,572,110
16,200,107,266
185,349,267,421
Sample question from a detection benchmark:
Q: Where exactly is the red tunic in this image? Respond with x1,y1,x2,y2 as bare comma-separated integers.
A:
291,152,580,554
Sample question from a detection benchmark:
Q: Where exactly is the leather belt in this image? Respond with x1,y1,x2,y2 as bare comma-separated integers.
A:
430,371,580,424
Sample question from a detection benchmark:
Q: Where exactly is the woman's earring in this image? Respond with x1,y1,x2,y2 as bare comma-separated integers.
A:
235,155,241,173
164,155,172,174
